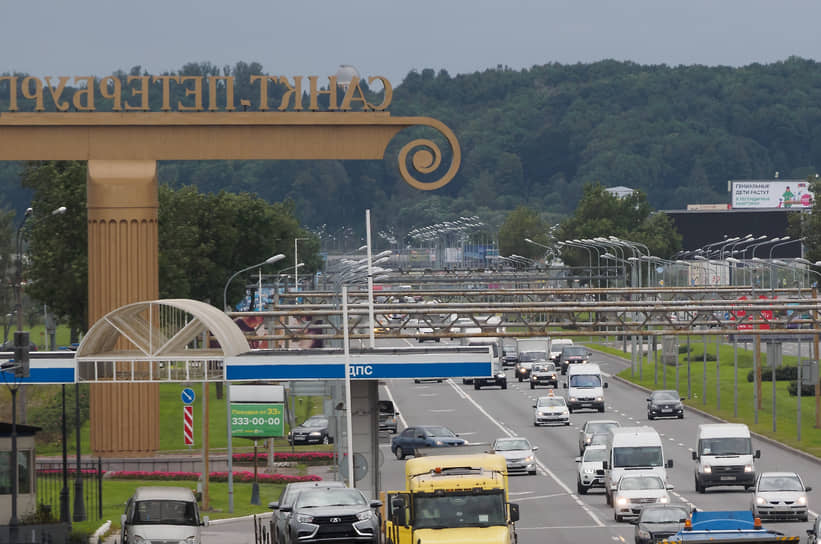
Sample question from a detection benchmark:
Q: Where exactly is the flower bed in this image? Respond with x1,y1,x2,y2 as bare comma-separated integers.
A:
232,452,333,465
105,470,321,483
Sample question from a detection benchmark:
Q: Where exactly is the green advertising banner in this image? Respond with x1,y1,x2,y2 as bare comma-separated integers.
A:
230,403,284,438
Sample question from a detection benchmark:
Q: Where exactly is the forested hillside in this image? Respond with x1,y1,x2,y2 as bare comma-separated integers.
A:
2,57,821,241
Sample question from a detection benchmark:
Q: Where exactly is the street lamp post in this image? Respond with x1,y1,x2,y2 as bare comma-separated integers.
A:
294,237,310,296
223,254,286,312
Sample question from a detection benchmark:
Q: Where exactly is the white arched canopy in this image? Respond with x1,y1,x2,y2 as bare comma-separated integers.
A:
76,299,250,382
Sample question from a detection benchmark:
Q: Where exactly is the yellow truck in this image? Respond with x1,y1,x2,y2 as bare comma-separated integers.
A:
383,453,519,544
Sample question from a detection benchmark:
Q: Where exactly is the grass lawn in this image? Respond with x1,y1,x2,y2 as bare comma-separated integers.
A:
57,478,286,536
32,384,328,456
589,338,821,459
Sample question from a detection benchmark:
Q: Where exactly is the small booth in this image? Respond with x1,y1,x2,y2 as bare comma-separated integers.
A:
0,422,40,525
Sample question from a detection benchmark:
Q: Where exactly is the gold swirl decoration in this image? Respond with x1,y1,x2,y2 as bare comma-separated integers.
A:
396,117,461,191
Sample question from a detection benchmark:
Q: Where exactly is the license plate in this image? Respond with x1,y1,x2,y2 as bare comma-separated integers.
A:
662,409,672,413
720,476,736,481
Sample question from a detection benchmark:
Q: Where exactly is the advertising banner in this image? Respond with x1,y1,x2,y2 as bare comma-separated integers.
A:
731,180,814,209
231,403,285,438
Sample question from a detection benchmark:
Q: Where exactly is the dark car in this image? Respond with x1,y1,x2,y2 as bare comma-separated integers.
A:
390,425,466,460
280,486,381,544
529,362,558,389
559,346,592,375
646,390,684,420
501,339,518,366
514,352,544,381
288,415,332,445
268,481,346,544
378,400,399,434
632,504,690,544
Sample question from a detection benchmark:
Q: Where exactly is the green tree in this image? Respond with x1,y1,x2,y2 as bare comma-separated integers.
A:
788,175,821,272
21,161,319,335
0,208,16,344
497,206,546,260
558,183,681,266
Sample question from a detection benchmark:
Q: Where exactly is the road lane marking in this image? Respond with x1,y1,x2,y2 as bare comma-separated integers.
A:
446,379,606,527
419,393,437,397
514,493,568,501
428,409,454,412
517,525,623,530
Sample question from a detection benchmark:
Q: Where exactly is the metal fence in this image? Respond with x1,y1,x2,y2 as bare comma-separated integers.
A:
36,459,104,522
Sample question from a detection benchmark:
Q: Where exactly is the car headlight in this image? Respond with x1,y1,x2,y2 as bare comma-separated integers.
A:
296,513,314,523
616,497,628,506
756,497,765,505
638,529,650,539
569,397,577,402
595,397,603,402
185,537,198,544
562,409,569,414
356,510,373,521
308,431,322,436
659,496,669,504
744,465,753,473
133,537,147,544
798,496,807,505
434,439,444,446
703,465,712,473
585,436,592,443
524,455,534,463
583,468,594,474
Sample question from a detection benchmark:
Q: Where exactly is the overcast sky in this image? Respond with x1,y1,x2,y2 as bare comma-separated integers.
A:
3,0,821,86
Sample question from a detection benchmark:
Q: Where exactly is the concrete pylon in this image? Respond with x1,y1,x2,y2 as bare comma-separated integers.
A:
86,160,160,455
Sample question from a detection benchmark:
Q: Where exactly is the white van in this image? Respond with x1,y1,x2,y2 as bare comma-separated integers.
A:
563,363,607,412
461,335,507,389
121,486,208,544
692,423,760,493
603,426,674,505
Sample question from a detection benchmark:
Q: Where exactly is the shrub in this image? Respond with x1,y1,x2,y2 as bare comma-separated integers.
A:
105,470,322,483
677,345,691,354
788,381,818,396
233,452,333,466
746,366,798,383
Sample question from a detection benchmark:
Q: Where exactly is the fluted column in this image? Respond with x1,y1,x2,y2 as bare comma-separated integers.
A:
87,160,160,455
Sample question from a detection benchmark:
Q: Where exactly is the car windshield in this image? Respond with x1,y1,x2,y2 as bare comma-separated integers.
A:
583,448,608,462
641,507,689,523
586,422,619,434
563,347,587,357
533,363,555,372
569,375,601,387
589,434,609,446
613,446,663,467
699,437,751,456
297,489,367,508
758,475,803,492
620,476,664,490
301,417,327,428
413,492,506,529
132,500,199,525
537,397,565,407
519,352,546,362
423,426,456,437
494,439,531,451
652,391,680,402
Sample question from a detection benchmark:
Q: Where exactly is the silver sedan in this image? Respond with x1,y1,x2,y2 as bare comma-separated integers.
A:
751,471,811,521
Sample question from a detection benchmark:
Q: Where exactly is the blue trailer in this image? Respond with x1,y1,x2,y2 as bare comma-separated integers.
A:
661,510,799,543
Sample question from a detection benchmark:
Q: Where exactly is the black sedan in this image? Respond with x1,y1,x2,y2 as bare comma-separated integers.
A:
646,390,684,420
390,425,466,460
288,415,333,445
632,504,690,544
280,486,381,544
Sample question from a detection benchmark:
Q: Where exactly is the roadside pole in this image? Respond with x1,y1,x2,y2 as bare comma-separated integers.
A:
755,334,762,410
716,335,721,411
687,336,691,399
702,334,707,405
733,336,738,419
814,287,820,429
798,362,802,441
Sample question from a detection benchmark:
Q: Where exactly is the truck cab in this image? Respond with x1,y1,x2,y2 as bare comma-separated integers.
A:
692,423,760,493
603,426,674,506
384,453,519,544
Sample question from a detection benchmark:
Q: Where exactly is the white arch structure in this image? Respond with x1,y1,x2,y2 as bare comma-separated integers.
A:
75,299,250,383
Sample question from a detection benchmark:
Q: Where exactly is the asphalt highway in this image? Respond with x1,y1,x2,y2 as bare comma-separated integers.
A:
378,340,819,544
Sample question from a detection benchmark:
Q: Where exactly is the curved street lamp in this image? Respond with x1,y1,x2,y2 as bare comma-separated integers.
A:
223,254,285,311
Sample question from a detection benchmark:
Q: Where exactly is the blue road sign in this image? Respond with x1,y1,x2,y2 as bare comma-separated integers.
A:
0,357,75,384
225,347,493,382
181,387,196,404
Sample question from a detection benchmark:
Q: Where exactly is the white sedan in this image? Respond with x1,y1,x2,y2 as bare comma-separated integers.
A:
533,395,570,426
751,472,811,522
612,472,673,522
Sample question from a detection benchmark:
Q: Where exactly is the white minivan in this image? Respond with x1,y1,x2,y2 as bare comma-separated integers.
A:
563,363,607,412
603,426,674,506
121,486,208,544
692,423,760,493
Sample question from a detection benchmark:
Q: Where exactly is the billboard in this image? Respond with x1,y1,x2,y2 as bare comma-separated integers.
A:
731,180,814,209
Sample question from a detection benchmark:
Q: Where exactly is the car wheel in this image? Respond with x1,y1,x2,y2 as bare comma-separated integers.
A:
322,435,330,445
606,491,612,506
598,406,605,413
390,428,397,434
577,480,587,494
533,421,539,426
530,382,535,389
529,469,536,475
501,381,507,390
695,476,705,494
437,379,443,383
565,421,570,426
568,406,574,414
648,413,654,420
678,413,684,419
518,376,523,382
414,379,420,384
614,512,621,522
435,338,440,343
395,446,405,460
474,383,480,390
801,513,809,522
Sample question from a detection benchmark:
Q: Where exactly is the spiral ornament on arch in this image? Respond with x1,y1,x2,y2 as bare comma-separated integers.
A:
396,118,461,191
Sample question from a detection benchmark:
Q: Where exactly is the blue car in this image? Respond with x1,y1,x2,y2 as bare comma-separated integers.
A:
390,425,466,460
